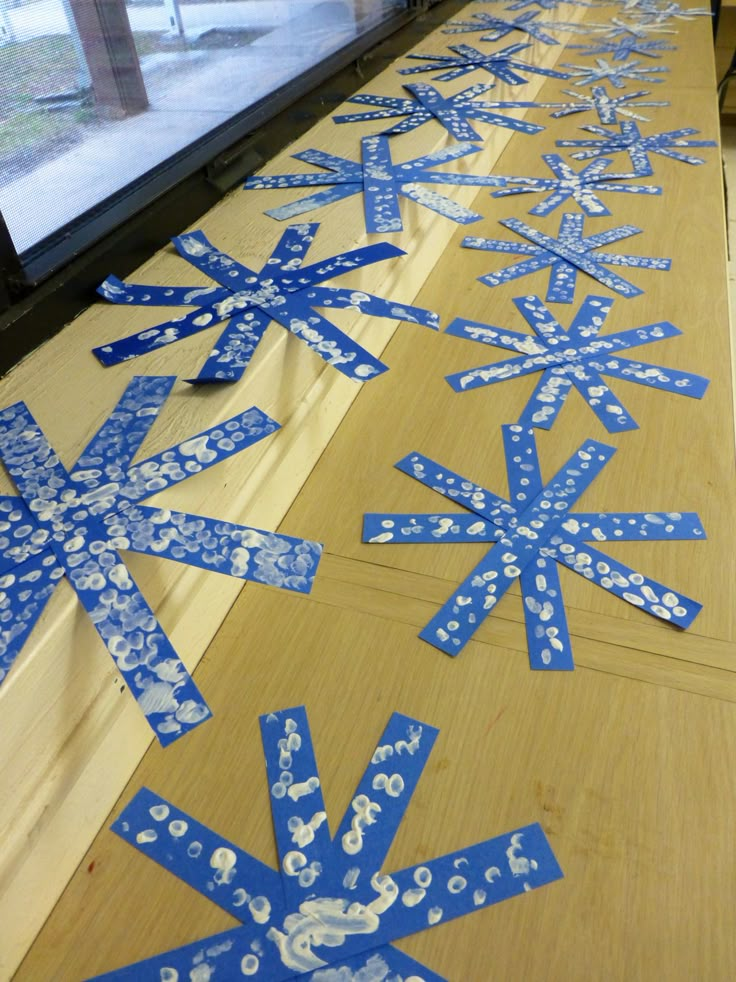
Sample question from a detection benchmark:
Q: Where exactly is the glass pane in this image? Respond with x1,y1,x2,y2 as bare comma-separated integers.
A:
0,0,406,256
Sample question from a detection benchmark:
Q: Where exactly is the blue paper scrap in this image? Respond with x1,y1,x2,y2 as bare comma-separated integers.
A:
333,81,544,140
484,84,669,124
567,37,676,59
562,56,669,88
94,223,438,383
399,42,572,85
556,120,717,176
93,707,563,979
444,294,709,430
364,427,704,665
443,10,588,45
462,212,671,302
0,377,322,745
245,135,508,232
491,153,661,216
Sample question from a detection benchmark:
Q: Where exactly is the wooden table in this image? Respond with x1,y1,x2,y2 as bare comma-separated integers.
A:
7,2,736,979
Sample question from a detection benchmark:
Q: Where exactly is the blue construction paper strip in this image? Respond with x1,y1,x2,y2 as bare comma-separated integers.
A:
172,230,260,291
97,274,228,308
261,293,390,382
593,320,680,351
512,293,576,343
398,183,484,225
445,316,547,353
92,301,230,366
379,823,563,936
260,707,338,903
564,511,705,542
265,184,361,223
563,362,640,432
306,286,440,331
501,427,574,668
320,948,447,982
362,135,403,234
72,376,176,487
264,223,319,273
517,370,573,429
331,712,439,892
363,513,501,544
445,350,560,393
419,437,614,655
278,242,406,293
87,924,269,982
0,494,51,574
109,506,323,594
544,537,702,628
592,357,710,398
502,424,542,504
186,309,271,384
73,547,213,745
405,83,484,141
112,787,285,922
394,452,515,526
520,559,575,670
292,148,364,179
113,407,280,510
0,550,62,684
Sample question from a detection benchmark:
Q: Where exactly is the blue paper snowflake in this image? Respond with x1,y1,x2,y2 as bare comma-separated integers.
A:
398,42,571,86
567,37,676,59
0,376,322,745
491,153,661,216
485,84,669,124
364,427,704,665
91,706,563,979
94,222,438,383
562,56,669,88
333,81,544,140
556,120,717,176
633,2,713,24
463,212,671,302
244,135,508,232
588,15,678,38
444,294,709,430
443,10,587,45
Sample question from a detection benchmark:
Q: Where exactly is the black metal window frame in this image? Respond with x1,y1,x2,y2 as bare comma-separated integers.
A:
0,0,461,376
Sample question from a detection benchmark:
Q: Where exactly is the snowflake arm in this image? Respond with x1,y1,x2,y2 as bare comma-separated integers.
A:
561,57,669,87
94,707,562,979
333,81,544,139
0,379,323,745
464,213,671,302
364,427,703,665
491,153,661,216
94,223,437,384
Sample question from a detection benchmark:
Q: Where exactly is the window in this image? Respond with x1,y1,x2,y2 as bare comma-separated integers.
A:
0,0,411,273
